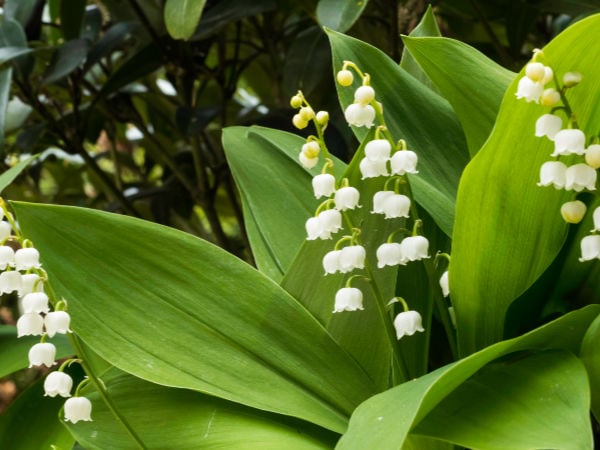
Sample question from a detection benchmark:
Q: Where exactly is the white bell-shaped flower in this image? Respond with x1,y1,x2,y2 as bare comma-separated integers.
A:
354,85,375,105
372,191,394,213
400,236,430,261
306,217,324,240
585,144,600,169
390,150,418,175
359,158,388,179
14,248,41,270
552,129,586,157
16,312,44,337
439,271,450,297
382,194,411,219
322,250,342,275
364,139,391,162
318,209,342,234
45,311,72,337
592,206,600,232
28,342,56,367
565,163,597,192
0,270,22,294
580,235,600,261
44,371,73,398
560,200,587,224
334,186,360,211
333,287,364,313
299,152,318,169
515,76,543,103
64,397,93,423
339,245,366,273
537,161,567,189
312,174,336,199
0,246,15,270
0,221,11,241
22,292,50,314
376,243,403,268
19,273,43,296
393,310,425,339
344,103,375,128
535,114,562,141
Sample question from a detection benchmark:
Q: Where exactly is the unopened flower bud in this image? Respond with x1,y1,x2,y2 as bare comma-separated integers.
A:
585,144,600,169
525,62,546,82
337,69,353,86
560,200,587,224
563,72,582,87
540,88,560,107
301,141,320,159
299,106,315,122
354,85,375,105
316,111,329,125
292,114,308,130
290,94,303,109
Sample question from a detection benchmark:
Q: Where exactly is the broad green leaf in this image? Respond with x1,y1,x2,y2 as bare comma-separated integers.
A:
0,154,38,194
316,0,369,33
451,13,600,354
0,68,11,146
222,126,345,281
327,30,470,236
67,368,337,449
164,0,207,41
402,36,515,155
0,377,75,450
580,313,600,421
414,350,592,449
336,305,599,449
60,0,86,40
0,325,73,378
42,39,89,85
0,47,33,65
0,19,32,76
13,202,378,433
399,5,441,92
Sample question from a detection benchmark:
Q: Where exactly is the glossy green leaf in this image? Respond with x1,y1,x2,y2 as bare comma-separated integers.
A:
327,30,470,236
451,14,600,354
580,313,600,421
0,377,75,450
0,325,73,378
164,0,207,40
66,368,337,449
402,36,515,155
0,68,11,146
12,202,378,433
0,154,38,193
336,305,599,449
43,39,89,85
0,47,33,65
60,0,86,40
316,0,369,33
222,126,345,281
414,350,592,449
399,5,441,92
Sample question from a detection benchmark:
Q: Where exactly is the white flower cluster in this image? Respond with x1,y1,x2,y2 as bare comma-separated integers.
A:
517,57,600,263
292,64,447,340
0,208,92,423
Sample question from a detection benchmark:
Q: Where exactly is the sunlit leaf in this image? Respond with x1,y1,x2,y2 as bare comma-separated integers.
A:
164,0,207,41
